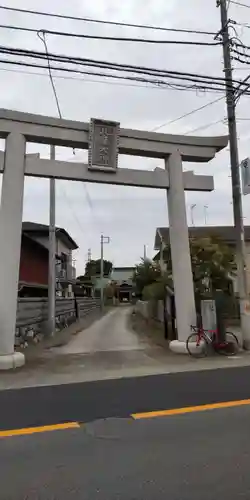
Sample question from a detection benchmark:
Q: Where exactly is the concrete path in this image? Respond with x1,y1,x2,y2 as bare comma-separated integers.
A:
56,306,146,355
1,307,250,391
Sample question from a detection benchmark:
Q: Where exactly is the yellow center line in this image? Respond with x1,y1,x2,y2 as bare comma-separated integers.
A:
0,422,80,438
131,398,250,419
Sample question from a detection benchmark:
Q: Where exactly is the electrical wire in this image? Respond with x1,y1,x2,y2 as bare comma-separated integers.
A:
37,33,95,233
230,0,250,8
35,28,222,46
232,54,250,64
151,96,224,131
234,41,250,50
0,56,247,95
58,182,89,237
0,24,221,46
37,32,62,119
231,48,250,58
0,4,216,36
235,21,250,29
184,119,226,135
0,45,244,91
0,64,218,92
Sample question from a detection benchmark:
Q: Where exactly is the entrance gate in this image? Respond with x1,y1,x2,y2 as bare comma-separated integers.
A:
0,108,228,368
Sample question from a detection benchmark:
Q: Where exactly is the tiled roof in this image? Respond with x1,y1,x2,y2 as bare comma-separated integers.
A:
154,226,250,250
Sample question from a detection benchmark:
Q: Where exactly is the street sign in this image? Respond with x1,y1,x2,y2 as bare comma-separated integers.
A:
88,118,120,172
241,157,250,195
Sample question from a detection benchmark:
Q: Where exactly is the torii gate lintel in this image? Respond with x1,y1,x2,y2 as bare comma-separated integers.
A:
0,111,228,368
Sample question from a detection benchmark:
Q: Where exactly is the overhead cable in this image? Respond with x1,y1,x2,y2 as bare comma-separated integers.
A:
184,119,226,135
0,4,216,35
0,64,214,92
37,32,95,226
0,24,221,46
0,45,245,89
37,31,62,119
0,56,248,94
230,1,250,8
152,96,224,131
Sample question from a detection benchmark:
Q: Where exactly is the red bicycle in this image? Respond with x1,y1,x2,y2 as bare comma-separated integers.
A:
186,325,239,358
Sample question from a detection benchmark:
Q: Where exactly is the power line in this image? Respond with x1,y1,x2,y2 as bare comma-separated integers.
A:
234,42,250,51
184,119,226,135
231,48,250,59
152,96,224,131
37,32,62,119
37,34,93,235
0,56,247,95
0,45,245,91
0,4,216,36
0,64,216,92
235,22,250,29
232,54,250,64
58,182,86,235
0,24,220,46
230,0,250,7
173,115,249,136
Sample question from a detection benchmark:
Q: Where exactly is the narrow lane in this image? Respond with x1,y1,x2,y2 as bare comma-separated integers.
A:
56,306,146,355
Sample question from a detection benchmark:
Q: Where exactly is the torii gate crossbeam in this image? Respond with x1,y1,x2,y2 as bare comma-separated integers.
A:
0,109,228,369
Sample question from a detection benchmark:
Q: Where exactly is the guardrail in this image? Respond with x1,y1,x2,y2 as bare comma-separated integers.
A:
15,297,101,347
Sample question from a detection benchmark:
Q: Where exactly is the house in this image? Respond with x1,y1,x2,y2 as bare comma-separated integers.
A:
91,266,135,301
154,226,250,293
19,222,78,297
110,267,135,301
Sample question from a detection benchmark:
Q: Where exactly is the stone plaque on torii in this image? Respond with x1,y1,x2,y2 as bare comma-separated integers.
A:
0,108,228,369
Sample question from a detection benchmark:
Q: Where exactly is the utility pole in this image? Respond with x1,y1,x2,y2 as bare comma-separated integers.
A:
204,205,208,225
100,234,110,311
217,0,250,347
87,248,91,262
190,204,196,226
144,244,147,261
48,144,56,336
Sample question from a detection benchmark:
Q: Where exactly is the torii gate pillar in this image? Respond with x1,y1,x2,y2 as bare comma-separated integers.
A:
0,108,229,368
166,152,196,353
0,132,26,369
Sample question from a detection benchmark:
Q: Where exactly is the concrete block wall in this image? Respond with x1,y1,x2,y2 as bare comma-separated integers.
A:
135,300,164,322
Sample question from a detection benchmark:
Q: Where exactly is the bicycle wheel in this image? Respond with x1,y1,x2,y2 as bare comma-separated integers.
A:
214,332,239,356
186,333,209,358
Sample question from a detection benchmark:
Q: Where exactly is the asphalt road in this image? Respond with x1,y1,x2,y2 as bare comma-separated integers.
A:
2,405,250,499
1,365,250,430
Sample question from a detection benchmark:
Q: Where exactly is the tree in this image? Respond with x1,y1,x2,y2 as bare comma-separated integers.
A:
76,275,88,282
84,259,113,277
132,258,162,296
163,235,236,296
104,280,118,299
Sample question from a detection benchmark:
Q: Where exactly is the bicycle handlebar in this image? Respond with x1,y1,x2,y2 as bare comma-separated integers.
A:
190,325,217,334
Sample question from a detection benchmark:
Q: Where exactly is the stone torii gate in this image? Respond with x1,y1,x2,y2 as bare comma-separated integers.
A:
0,109,228,369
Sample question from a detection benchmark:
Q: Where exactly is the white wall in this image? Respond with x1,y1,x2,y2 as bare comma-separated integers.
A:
32,235,72,258
56,238,72,258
